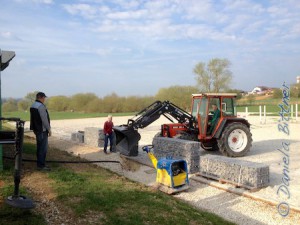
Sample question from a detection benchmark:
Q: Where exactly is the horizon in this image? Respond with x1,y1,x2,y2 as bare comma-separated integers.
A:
1,0,300,98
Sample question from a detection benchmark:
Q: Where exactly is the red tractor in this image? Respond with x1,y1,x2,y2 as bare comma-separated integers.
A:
114,93,252,157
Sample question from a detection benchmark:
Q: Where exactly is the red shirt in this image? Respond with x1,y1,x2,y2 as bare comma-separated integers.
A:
104,121,114,134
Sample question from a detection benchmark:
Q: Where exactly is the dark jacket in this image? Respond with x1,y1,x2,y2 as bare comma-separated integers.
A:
30,100,51,133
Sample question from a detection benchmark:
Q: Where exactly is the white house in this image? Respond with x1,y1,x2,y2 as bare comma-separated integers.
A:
250,86,269,95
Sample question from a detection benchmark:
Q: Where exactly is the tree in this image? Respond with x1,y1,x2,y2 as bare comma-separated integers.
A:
24,91,39,103
70,93,98,112
47,96,70,111
2,98,18,112
86,98,103,113
101,93,124,113
155,85,198,110
17,91,39,111
272,88,282,99
226,89,244,100
291,83,300,98
18,100,30,111
194,58,232,92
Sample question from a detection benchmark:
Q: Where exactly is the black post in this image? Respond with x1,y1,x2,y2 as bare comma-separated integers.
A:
0,49,3,171
5,118,35,209
13,120,24,197
0,49,16,171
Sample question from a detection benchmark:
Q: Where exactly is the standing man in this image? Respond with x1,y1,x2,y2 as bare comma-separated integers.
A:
30,92,51,171
103,115,114,154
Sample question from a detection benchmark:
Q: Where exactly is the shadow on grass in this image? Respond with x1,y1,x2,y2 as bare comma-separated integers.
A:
48,166,235,225
0,161,46,225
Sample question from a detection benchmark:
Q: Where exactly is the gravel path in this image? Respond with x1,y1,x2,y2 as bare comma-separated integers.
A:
25,115,300,225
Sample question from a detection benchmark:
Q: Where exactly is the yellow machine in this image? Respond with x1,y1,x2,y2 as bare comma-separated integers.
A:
142,145,189,194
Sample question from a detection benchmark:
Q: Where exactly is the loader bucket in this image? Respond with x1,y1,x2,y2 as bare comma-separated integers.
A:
113,125,141,156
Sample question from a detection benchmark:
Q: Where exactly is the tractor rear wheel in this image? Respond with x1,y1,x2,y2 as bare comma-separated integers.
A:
218,122,252,157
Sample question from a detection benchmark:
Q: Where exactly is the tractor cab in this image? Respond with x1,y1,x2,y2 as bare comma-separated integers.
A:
190,93,252,157
191,93,237,140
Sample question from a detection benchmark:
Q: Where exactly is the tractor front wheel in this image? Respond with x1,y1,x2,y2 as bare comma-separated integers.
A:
218,122,252,157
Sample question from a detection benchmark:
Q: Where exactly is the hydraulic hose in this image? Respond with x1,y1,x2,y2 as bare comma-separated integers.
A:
3,156,120,164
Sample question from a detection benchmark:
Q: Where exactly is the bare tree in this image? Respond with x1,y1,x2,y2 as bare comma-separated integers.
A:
155,85,198,110
194,58,232,92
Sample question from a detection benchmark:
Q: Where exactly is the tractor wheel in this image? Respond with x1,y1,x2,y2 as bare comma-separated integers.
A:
218,122,252,157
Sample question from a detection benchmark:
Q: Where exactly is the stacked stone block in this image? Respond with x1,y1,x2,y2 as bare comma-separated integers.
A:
84,127,105,147
71,131,84,143
200,155,269,189
152,137,200,173
83,127,116,150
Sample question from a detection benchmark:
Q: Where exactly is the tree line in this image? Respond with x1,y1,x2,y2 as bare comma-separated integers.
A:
2,86,200,113
2,58,299,113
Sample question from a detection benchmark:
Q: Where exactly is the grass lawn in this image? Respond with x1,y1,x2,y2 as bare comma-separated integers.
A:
236,105,282,115
0,138,235,225
2,111,135,121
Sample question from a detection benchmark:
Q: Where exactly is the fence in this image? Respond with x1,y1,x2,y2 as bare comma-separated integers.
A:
237,104,299,124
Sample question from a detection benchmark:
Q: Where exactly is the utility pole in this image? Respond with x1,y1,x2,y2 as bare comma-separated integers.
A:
0,49,16,170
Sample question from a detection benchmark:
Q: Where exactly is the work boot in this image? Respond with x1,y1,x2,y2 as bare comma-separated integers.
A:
37,166,51,171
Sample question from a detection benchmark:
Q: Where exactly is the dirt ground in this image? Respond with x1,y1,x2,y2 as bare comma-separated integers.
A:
23,115,300,225
19,146,107,225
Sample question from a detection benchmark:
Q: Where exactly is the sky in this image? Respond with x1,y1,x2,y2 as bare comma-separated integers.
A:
1,0,300,98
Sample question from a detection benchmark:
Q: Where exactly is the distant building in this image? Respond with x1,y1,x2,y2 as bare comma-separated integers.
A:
297,76,300,84
250,86,270,95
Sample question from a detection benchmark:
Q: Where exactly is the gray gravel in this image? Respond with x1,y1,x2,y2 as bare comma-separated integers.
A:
26,115,300,225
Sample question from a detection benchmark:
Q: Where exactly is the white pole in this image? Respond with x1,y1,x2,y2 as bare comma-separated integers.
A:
296,104,298,121
259,105,262,124
264,105,266,124
245,107,248,118
291,105,294,121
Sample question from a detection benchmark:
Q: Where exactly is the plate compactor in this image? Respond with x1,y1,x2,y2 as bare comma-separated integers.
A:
142,145,189,194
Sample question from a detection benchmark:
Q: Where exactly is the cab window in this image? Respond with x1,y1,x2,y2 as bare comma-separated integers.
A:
222,97,236,116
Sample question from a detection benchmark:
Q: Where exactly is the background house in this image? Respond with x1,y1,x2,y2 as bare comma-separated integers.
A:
250,86,270,95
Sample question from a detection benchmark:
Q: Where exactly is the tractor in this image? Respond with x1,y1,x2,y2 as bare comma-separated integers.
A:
114,93,252,157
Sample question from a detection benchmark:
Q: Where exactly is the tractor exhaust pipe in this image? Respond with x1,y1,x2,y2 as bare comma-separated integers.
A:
113,125,141,156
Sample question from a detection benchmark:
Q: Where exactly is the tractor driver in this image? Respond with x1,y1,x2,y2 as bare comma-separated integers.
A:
207,103,220,134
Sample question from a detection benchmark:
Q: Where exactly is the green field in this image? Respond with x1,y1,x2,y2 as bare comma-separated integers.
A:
236,105,280,115
3,101,299,121
236,104,299,116
2,111,135,121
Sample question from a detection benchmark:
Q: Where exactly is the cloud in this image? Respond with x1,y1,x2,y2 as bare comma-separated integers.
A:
0,31,13,39
106,9,148,20
62,3,99,19
14,0,53,4
2,0,300,98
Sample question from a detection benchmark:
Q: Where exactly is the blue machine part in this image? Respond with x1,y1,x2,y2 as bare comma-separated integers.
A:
157,158,189,188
